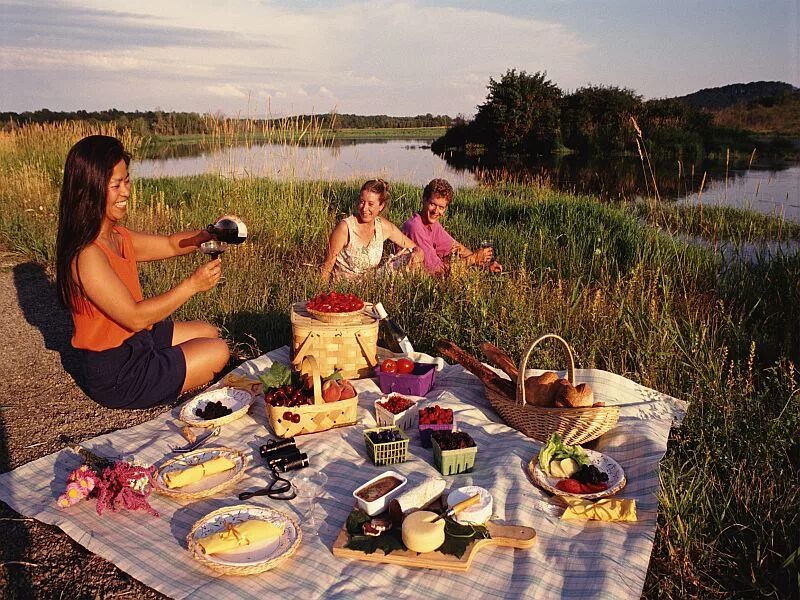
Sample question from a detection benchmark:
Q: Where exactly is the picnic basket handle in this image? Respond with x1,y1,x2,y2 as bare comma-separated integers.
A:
292,332,315,370
299,355,324,405
355,330,378,367
516,334,575,406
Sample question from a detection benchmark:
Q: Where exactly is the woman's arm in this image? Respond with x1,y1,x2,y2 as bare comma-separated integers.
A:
320,220,349,282
128,228,212,262
75,245,221,331
384,221,424,265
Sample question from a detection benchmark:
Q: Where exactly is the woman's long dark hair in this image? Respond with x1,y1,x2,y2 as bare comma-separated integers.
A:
56,135,130,312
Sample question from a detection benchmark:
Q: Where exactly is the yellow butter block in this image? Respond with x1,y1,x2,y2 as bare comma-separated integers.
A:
561,497,637,522
197,519,284,555
163,456,236,489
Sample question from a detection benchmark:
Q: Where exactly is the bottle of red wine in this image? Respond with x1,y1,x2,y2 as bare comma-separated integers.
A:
207,216,248,244
374,302,415,355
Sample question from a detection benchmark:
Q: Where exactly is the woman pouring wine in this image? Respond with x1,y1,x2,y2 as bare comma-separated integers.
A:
55,135,230,409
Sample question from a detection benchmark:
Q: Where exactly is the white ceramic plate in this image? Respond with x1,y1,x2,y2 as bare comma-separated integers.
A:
154,447,247,498
529,448,626,500
188,506,301,568
179,387,254,427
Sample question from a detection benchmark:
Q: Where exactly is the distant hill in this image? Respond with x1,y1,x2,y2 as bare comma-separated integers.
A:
674,81,797,111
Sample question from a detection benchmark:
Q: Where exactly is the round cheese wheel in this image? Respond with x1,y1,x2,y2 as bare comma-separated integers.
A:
401,510,446,553
446,486,493,525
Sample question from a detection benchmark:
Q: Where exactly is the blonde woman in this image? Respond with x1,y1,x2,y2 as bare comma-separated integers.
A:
321,179,423,281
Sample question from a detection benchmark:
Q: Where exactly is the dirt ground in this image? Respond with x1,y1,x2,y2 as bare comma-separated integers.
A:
0,254,171,599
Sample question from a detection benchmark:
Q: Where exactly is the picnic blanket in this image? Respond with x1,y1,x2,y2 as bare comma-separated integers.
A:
0,347,686,599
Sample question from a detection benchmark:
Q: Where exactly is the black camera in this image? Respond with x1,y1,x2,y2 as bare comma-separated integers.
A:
259,438,308,473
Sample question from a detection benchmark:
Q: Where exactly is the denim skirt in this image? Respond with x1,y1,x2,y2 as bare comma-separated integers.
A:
82,320,186,409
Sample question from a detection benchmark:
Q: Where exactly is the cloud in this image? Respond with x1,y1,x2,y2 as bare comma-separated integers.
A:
1,0,592,115
0,0,278,52
206,83,248,98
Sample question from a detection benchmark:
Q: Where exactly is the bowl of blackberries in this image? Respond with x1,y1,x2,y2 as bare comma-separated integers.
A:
195,400,232,420
179,387,254,427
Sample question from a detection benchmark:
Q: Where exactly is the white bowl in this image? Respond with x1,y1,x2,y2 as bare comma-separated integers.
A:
352,471,408,516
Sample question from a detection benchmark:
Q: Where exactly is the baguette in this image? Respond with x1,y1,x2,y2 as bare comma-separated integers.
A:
479,342,519,383
436,340,515,399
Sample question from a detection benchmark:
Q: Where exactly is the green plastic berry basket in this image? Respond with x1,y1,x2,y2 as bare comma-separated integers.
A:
432,437,478,476
364,426,409,466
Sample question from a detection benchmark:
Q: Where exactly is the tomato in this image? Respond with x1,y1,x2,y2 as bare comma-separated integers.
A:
555,479,584,494
584,482,608,493
396,358,415,374
381,359,398,373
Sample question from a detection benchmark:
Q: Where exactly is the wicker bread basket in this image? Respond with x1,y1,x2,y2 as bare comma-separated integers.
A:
291,302,378,379
267,355,359,438
486,334,619,445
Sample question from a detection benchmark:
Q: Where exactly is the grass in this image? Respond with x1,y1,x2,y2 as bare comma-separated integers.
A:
0,121,798,598
633,200,800,242
141,126,445,158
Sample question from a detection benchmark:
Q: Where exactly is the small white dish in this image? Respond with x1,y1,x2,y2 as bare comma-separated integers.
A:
179,387,254,428
352,471,408,516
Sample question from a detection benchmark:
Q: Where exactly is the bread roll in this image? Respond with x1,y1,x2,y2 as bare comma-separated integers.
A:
523,371,559,407
555,381,594,408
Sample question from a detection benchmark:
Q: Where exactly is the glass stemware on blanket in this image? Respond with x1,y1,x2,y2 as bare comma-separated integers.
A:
293,471,328,534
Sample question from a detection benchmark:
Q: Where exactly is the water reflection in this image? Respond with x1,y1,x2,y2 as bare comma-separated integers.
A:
132,137,800,222
134,138,475,187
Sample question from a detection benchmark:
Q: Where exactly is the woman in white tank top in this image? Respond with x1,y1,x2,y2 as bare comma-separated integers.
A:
321,179,423,282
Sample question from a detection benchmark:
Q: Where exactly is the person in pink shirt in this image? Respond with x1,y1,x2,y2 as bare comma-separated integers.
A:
401,178,503,274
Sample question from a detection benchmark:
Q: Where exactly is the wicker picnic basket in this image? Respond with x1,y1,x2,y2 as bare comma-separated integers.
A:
487,334,619,445
267,355,359,438
291,301,378,379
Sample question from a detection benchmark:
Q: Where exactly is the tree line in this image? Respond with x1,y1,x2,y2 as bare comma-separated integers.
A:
431,70,794,160
0,109,452,136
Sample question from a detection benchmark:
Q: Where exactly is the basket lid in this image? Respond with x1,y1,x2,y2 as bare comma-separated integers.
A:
291,302,377,328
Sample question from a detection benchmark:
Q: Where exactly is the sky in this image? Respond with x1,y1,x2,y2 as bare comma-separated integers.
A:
1,0,798,117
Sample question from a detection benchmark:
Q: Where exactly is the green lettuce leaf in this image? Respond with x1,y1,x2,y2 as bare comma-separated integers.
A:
538,432,589,474
258,361,292,390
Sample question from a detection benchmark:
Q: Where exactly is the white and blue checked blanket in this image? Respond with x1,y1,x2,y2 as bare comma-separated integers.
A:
0,346,686,599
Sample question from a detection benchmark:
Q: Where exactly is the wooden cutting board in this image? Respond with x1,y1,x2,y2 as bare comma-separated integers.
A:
332,520,536,572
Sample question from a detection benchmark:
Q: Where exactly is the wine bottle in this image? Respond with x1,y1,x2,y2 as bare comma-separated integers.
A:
374,302,415,355
207,215,248,244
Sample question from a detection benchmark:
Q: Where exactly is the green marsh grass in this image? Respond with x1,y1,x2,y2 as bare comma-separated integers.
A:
0,122,798,598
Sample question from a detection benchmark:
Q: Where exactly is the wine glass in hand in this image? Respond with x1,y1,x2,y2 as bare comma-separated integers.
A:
199,240,228,286
478,239,494,266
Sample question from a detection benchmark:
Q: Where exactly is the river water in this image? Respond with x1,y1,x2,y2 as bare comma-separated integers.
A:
133,138,800,222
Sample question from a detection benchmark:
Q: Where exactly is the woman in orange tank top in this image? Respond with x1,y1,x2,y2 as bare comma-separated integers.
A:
55,135,230,408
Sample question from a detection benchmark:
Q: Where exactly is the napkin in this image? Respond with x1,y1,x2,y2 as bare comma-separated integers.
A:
222,373,263,396
163,456,237,489
561,497,637,522
197,519,284,555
